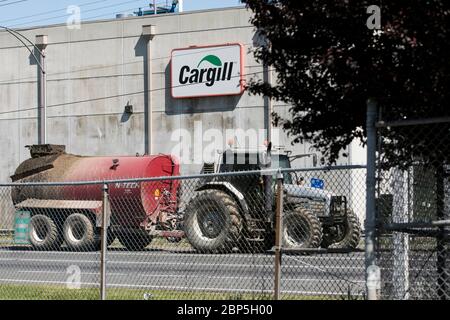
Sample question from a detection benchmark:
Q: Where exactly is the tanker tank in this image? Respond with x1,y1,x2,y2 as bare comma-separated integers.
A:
10,145,181,251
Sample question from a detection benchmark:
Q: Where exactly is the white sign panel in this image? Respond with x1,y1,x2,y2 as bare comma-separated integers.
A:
171,43,244,99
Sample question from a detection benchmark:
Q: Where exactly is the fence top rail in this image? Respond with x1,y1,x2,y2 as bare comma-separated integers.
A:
0,165,366,187
376,117,450,128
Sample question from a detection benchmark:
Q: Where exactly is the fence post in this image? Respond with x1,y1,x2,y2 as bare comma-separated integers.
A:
274,170,284,300
436,164,449,300
391,168,410,299
100,183,109,300
365,99,380,300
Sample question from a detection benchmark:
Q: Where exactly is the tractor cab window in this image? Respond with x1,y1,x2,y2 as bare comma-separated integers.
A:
219,151,263,197
219,151,262,172
270,154,291,169
270,154,293,184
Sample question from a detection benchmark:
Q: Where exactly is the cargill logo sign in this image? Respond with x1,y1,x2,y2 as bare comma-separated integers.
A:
178,55,234,87
171,44,244,99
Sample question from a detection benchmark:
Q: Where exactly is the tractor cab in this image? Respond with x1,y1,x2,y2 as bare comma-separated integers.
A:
203,144,317,187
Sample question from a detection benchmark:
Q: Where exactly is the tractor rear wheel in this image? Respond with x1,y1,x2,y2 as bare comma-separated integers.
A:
184,189,243,253
282,208,322,249
29,215,63,251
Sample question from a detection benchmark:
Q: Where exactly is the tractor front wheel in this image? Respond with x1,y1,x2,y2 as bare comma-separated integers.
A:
321,210,361,249
282,208,323,249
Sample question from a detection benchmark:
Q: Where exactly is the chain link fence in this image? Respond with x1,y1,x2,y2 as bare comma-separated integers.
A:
375,117,450,300
0,166,366,300
1,107,449,300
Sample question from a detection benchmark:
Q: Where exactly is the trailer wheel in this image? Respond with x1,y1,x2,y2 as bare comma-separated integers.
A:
322,210,361,249
184,189,243,253
29,215,63,251
63,213,97,251
117,230,152,251
282,208,322,249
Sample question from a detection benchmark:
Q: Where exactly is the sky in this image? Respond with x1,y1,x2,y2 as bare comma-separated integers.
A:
0,0,244,28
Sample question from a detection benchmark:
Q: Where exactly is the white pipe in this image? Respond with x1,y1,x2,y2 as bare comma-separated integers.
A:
36,35,48,145
39,51,47,144
142,25,156,155
178,0,183,12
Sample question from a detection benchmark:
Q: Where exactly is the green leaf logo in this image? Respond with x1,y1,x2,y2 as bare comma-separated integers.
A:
197,55,222,68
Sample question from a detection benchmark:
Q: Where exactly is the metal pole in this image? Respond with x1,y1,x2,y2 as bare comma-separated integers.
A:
100,183,109,300
146,37,152,154
274,170,284,300
39,53,47,144
36,35,48,145
263,65,273,143
391,168,410,300
154,0,157,14
142,25,156,155
365,98,380,300
436,164,449,300
0,26,45,72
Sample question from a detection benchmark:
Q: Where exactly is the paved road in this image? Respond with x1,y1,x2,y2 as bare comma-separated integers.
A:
0,246,365,298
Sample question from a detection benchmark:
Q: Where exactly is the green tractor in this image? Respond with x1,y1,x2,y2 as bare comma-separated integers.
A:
183,145,361,253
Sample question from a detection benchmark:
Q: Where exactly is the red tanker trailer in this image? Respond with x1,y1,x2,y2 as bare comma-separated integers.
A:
11,145,182,251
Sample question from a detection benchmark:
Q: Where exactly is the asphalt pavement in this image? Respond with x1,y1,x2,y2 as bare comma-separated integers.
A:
0,246,365,298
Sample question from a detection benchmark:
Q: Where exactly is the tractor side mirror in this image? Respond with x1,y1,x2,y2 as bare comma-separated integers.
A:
260,150,272,167
260,141,272,168
294,173,305,186
312,154,318,167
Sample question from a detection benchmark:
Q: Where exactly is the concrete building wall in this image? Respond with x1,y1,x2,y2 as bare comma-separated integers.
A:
0,7,359,181
0,7,269,180
0,7,366,227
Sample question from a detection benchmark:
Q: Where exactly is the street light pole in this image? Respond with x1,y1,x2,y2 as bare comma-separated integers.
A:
0,26,45,72
0,26,48,144
36,35,48,145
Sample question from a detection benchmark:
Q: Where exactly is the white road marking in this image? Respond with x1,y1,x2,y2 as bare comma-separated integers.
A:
0,257,362,270
12,270,364,283
0,249,364,260
15,270,127,277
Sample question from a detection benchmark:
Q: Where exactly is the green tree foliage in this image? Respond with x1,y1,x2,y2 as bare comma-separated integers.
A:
243,0,450,167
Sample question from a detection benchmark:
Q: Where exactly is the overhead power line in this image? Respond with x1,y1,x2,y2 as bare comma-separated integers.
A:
2,0,170,28
0,42,255,85
7,0,149,28
0,69,272,118
0,0,28,8
0,0,108,25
